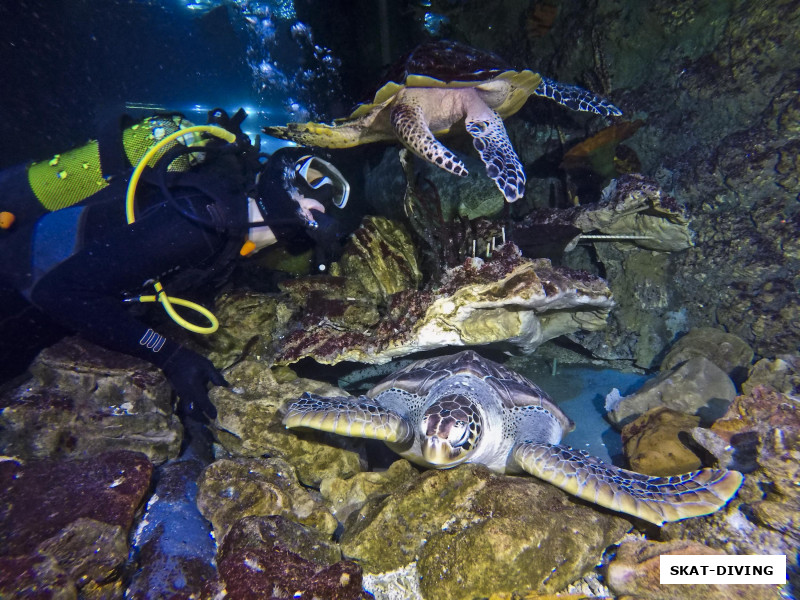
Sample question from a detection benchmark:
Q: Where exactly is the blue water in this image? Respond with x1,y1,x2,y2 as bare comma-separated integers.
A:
512,363,651,465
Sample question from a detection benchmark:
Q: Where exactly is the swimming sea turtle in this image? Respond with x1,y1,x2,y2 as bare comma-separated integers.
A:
284,350,743,525
263,40,622,203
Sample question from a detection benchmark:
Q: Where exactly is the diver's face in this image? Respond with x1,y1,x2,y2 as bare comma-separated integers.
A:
289,189,326,227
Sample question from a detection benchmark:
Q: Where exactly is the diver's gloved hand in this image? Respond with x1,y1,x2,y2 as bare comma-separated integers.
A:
162,347,227,420
305,209,349,271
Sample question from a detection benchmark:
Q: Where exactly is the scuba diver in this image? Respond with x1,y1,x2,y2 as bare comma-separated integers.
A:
0,108,351,419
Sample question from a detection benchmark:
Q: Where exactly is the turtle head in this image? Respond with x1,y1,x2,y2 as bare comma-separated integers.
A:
420,394,482,468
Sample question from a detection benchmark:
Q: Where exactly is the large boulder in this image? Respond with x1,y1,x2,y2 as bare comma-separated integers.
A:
210,358,365,487
661,327,754,380
0,451,152,598
621,406,702,476
196,457,338,543
340,464,630,599
608,356,736,428
0,337,182,465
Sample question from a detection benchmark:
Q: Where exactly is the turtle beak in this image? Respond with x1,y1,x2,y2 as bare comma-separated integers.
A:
421,436,466,468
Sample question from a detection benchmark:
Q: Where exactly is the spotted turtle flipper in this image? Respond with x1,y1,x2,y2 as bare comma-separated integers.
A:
465,104,526,202
534,77,622,117
390,93,468,178
284,392,413,444
513,441,743,525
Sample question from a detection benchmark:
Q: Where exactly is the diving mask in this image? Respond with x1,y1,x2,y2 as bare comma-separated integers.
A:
294,154,350,209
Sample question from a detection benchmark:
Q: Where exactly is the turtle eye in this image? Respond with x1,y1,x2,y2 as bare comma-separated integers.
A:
449,420,469,447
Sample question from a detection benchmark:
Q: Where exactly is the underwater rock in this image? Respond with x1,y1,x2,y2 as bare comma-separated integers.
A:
621,406,702,476
127,454,219,600
0,450,152,557
511,174,693,255
208,291,294,369
742,354,800,396
0,451,151,597
328,215,422,303
275,242,613,365
661,327,754,381
575,174,694,252
515,175,694,368
0,553,75,600
606,538,783,600
0,336,182,465
195,456,338,543
36,518,127,600
215,515,372,600
698,385,800,475
218,515,342,567
211,358,365,487
340,464,630,598
218,546,372,600
319,459,419,522
663,386,799,590
608,357,736,429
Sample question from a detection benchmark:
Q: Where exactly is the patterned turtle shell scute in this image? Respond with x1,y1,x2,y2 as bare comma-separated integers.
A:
381,40,514,87
369,350,575,434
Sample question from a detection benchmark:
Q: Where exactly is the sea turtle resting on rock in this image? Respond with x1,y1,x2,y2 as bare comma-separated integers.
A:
264,40,622,203
284,350,743,525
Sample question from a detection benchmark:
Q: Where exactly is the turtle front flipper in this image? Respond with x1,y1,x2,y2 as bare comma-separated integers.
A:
513,442,743,525
283,392,414,443
534,77,622,117
465,107,526,202
390,102,469,178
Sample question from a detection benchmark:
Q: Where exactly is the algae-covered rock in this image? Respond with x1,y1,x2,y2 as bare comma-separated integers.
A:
218,547,372,600
574,174,694,253
742,354,800,395
217,515,342,567
320,459,418,522
661,327,754,379
196,457,338,542
662,386,799,591
211,358,365,487
608,356,736,429
621,406,702,476
0,337,182,465
35,518,128,598
340,464,630,598
275,243,614,365
0,451,152,597
208,291,293,368
329,215,422,302
606,538,783,600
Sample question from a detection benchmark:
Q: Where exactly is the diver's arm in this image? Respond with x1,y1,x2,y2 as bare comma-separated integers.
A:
28,204,230,416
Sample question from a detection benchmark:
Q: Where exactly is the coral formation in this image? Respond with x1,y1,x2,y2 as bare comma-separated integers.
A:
273,238,613,366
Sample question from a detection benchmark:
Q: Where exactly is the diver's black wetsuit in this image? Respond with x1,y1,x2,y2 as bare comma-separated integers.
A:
0,121,348,418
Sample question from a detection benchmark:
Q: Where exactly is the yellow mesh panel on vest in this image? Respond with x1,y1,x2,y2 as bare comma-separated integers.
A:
27,115,200,212
27,140,109,211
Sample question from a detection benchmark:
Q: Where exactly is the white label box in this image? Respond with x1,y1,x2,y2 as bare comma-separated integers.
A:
660,554,786,585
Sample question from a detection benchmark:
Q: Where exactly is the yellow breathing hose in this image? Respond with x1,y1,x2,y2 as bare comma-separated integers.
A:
125,125,238,334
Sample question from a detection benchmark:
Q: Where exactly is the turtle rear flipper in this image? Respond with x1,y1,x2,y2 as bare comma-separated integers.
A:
284,392,413,443
390,96,468,178
513,442,743,525
465,104,526,202
534,77,622,117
